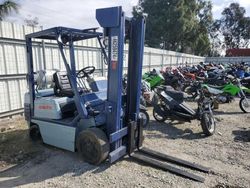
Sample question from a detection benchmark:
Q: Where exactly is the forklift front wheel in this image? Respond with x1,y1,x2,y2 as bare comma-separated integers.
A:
76,128,110,165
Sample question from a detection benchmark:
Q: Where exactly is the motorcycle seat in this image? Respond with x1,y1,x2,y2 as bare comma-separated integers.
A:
164,86,184,102
206,84,225,89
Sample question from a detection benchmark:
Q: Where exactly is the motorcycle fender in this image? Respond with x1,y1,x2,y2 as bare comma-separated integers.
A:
154,105,168,117
207,87,224,95
241,86,250,94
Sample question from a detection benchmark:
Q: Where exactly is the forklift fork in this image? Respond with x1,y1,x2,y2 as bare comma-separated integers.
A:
128,118,209,183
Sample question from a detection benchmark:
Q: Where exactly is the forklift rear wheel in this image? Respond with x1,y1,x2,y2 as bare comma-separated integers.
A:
29,124,42,142
77,128,110,165
201,113,215,136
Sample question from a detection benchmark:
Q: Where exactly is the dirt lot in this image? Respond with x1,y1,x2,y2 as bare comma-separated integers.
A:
0,100,250,188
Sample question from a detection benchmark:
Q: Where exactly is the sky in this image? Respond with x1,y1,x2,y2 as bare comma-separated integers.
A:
212,0,250,19
2,0,250,29
3,0,138,28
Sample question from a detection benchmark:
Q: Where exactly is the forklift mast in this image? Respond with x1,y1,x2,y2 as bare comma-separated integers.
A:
96,7,145,163
97,8,210,182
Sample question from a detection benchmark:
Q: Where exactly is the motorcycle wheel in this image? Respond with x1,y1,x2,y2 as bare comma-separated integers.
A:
183,85,198,100
201,112,216,136
239,97,250,113
139,110,150,127
153,106,167,122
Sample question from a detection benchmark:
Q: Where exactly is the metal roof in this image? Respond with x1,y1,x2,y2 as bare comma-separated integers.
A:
25,26,102,42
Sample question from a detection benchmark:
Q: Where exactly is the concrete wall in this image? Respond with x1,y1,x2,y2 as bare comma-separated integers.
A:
206,56,250,64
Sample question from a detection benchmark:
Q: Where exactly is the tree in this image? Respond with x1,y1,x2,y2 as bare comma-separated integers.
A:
217,3,250,49
0,0,19,21
133,0,213,56
193,0,213,56
208,20,222,56
24,15,39,27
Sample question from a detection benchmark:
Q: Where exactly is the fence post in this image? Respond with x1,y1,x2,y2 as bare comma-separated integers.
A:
42,40,46,70
161,53,164,69
1,45,11,111
148,52,151,71
170,55,172,67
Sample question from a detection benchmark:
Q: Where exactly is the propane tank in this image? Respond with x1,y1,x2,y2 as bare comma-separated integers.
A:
35,69,58,89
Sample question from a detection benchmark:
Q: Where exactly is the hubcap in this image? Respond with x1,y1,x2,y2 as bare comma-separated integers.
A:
243,98,250,111
207,116,214,132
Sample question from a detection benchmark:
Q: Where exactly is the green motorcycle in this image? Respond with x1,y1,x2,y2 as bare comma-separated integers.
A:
202,78,250,113
142,69,165,89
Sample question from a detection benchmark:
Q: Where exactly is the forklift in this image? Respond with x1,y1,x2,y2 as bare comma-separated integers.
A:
24,6,210,182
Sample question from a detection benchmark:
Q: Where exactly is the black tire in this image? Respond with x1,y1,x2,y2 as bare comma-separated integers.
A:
139,110,150,127
29,124,42,142
153,106,167,122
201,113,216,136
76,128,110,165
239,97,250,113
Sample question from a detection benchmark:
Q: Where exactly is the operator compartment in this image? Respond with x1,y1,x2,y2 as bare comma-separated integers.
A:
25,68,108,121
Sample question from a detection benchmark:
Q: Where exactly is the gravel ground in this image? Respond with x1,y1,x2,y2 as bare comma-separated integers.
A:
0,99,250,188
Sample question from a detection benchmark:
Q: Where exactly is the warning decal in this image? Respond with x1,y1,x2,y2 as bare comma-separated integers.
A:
111,36,118,62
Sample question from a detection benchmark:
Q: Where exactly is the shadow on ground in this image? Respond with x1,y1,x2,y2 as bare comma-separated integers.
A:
144,120,207,140
0,128,110,187
0,129,43,168
213,110,244,116
0,154,110,188
232,128,250,142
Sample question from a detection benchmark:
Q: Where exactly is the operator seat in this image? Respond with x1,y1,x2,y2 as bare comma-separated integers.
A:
53,70,106,107
164,86,184,103
53,71,75,97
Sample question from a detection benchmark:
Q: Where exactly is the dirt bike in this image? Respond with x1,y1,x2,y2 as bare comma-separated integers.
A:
162,69,186,91
202,77,250,113
152,85,216,136
141,80,156,105
142,69,165,89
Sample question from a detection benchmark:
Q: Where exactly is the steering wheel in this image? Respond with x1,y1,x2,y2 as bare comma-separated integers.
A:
77,66,95,78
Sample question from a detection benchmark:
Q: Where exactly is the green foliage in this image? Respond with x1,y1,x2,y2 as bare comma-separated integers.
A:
0,0,19,21
215,3,250,49
24,15,39,27
133,0,213,56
